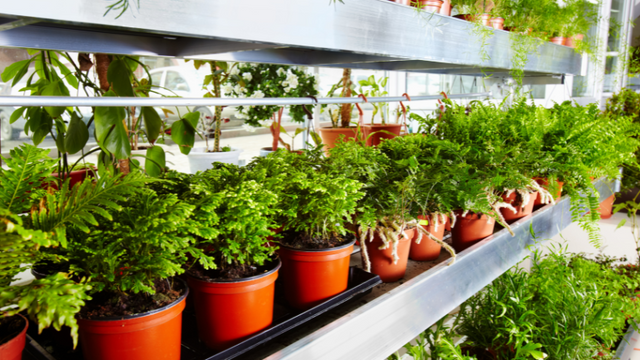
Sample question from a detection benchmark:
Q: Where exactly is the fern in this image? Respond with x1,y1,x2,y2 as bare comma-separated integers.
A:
569,189,603,248
0,144,56,214
29,172,151,245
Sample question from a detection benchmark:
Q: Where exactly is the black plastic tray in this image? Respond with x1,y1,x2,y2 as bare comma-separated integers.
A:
23,267,381,360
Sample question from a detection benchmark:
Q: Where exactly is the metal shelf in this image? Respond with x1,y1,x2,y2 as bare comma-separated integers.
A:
0,0,581,78
256,179,615,360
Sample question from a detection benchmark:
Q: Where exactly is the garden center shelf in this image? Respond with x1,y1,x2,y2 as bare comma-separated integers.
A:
0,0,580,80
231,179,617,360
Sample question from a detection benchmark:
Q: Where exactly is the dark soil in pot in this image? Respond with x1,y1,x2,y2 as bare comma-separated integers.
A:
459,345,495,360
77,278,183,320
31,261,71,280
0,316,26,347
187,260,277,282
278,229,355,250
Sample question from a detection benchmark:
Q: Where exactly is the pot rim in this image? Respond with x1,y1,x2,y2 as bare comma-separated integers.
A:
319,126,359,131
0,314,28,349
188,258,281,284
78,277,189,322
189,147,242,154
362,123,403,128
279,239,356,253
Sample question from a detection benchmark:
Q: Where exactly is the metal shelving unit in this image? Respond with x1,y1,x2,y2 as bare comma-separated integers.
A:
0,0,581,79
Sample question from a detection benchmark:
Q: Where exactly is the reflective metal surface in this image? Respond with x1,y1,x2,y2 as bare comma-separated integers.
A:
0,92,491,107
0,0,582,76
265,179,614,360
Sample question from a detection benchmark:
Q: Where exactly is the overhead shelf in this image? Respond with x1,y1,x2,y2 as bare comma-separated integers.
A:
0,0,581,78
230,179,615,360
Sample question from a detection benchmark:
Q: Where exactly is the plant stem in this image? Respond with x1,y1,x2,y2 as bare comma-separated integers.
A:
340,68,352,128
213,70,222,153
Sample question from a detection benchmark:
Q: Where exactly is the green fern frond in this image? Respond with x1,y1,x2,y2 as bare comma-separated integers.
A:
0,144,56,214
30,172,151,240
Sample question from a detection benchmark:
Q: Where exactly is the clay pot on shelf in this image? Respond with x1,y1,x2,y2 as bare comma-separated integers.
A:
362,227,415,282
480,13,491,26
392,0,411,5
533,177,564,207
490,17,504,30
439,0,451,15
500,191,539,223
0,314,28,360
410,215,445,261
362,124,402,147
597,194,616,220
279,240,354,310
550,37,566,45
78,280,188,360
319,127,360,155
451,211,495,252
187,261,280,351
565,34,584,48
418,0,443,12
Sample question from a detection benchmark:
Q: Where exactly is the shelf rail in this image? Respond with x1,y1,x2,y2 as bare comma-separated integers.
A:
0,92,491,107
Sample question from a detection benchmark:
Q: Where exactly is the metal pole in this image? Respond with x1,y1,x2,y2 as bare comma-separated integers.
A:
0,92,492,107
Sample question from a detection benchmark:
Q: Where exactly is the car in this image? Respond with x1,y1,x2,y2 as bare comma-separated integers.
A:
144,66,242,132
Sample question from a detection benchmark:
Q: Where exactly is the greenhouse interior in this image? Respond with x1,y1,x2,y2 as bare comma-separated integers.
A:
4,0,640,359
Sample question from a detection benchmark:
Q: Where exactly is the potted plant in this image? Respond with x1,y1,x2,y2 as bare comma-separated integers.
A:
152,164,280,350
225,63,319,154
0,144,92,360
62,183,206,360
318,69,361,153
248,148,363,309
357,75,403,146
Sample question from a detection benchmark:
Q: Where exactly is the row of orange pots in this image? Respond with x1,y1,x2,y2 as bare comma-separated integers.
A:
319,124,403,153
391,0,452,16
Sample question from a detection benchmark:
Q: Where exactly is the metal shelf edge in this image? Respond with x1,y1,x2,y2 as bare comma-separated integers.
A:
265,179,615,360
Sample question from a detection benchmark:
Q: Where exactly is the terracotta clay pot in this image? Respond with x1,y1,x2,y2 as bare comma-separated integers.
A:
550,37,566,45
410,215,445,261
490,17,504,30
418,0,443,12
445,216,451,231
533,177,564,207
598,194,616,220
565,34,584,48
0,314,28,360
439,0,451,15
451,212,495,252
480,13,491,26
363,227,415,282
362,124,402,147
500,191,539,223
187,261,280,351
319,127,360,155
78,280,188,360
279,240,354,310
45,168,96,190
392,0,412,5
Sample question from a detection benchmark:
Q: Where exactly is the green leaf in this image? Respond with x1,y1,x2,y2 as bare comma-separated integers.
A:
1,59,31,86
42,80,69,118
10,107,26,124
52,57,78,90
141,107,162,144
184,111,200,128
107,59,134,97
64,112,89,154
615,218,626,230
294,127,306,137
171,119,195,155
216,61,229,72
310,131,322,146
124,56,140,72
145,146,166,177
104,121,130,160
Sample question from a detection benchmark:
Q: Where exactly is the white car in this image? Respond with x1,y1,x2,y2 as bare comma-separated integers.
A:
144,66,242,132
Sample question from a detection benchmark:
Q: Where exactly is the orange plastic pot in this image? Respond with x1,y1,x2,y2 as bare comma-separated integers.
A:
77,280,188,360
279,240,354,310
392,0,411,5
550,37,566,45
0,315,28,360
454,14,475,21
565,34,584,48
187,261,280,351
480,13,491,26
362,124,402,146
490,17,504,30
533,177,564,206
451,212,495,252
439,0,451,15
597,194,616,220
410,215,444,261
417,0,443,12
500,192,539,223
363,228,415,282
319,127,359,155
